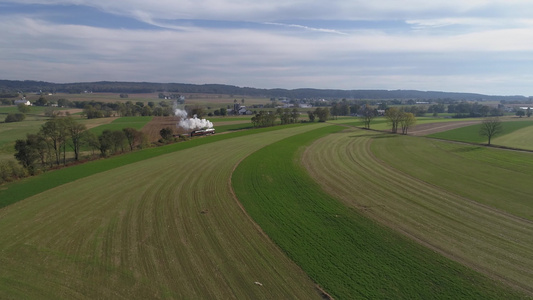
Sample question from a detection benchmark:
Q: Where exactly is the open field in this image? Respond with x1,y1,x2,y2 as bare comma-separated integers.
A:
2,110,533,298
328,116,480,132
233,125,526,299
409,119,481,135
0,124,328,299
427,119,533,144
87,116,153,136
0,119,47,161
141,116,181,142
0,115,115,162
492,122,533,150
0,124,309,208
371,135,533,220
301,128,533,295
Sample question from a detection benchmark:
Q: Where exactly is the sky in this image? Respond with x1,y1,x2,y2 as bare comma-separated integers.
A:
2,1,533,96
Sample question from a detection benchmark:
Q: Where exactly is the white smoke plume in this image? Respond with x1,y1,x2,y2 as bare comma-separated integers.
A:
173,102,188,119
174,108,213,130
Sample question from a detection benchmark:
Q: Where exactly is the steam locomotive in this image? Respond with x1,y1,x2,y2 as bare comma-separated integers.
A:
190,128,215,137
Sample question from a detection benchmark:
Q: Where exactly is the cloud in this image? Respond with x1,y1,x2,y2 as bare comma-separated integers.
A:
8,0,533,22
263,22,347,35
3,1,533,95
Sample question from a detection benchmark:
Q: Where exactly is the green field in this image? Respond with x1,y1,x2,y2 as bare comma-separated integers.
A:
301,128,533,295
0,124,329,299
0,113,113,162
428,119,533,145
233,126,528,299
1,116,533,298
329,115,480,132
88,116,153,136
0,119,47,161
492,122,533,150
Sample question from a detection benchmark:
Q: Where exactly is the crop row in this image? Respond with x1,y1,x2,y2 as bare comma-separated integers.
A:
302,128,533,296
0,123,328,298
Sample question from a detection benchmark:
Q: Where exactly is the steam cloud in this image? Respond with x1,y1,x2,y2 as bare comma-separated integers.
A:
174,108,213,130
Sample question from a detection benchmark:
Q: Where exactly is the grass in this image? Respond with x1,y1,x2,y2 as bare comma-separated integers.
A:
301,128,533,295
371,134,533,220
210,116,252,122
0,118,49,161
428,119,533,144
492,121,533,150
233,125,527,299
88,116,153,136
0,123,327,299
215,122,253,133
0,123,311,209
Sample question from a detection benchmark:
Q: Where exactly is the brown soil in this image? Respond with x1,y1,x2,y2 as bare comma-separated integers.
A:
408,120,481,136
141,116,187,142
213,120,250,126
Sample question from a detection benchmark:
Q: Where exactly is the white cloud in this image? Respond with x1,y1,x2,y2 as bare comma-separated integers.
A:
8,0,533,22
3,1,533,95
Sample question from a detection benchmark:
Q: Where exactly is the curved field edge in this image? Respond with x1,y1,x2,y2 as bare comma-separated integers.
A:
0,124,329,299
232,125,525,299
0,123,308,209
302,128,533,296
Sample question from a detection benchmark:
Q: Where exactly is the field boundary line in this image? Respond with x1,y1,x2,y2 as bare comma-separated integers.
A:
228,137,335,300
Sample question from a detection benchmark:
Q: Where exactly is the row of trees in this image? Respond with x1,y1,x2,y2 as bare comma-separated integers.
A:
447,102,503,118
251,111,277,128
276,108,300,124
384,108,417,134
83,101,175,118
14,117,147,174
357,105,416,134
251,107,330,128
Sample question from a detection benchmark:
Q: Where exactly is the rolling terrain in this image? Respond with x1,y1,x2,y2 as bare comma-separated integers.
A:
1,115,532,298
302,127,533,295
0,124,327,299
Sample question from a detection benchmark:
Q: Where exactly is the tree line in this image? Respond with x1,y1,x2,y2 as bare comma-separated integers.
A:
13,117,148,175
251,107,330,128
1,80,528,101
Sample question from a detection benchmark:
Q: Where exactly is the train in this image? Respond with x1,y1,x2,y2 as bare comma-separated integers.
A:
190,128,215,137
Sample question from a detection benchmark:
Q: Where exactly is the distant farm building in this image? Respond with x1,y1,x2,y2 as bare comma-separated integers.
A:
238,106,253,115
14,99,31,106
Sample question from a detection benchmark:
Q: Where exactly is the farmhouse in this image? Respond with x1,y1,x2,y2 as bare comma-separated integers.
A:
237,106,253,115
14,99,31,106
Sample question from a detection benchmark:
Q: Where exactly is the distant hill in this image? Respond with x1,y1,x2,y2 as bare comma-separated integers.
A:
0,80,528,101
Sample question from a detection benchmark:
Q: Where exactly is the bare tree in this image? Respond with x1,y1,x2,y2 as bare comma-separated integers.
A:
358,104,377,129
479,117,503,145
